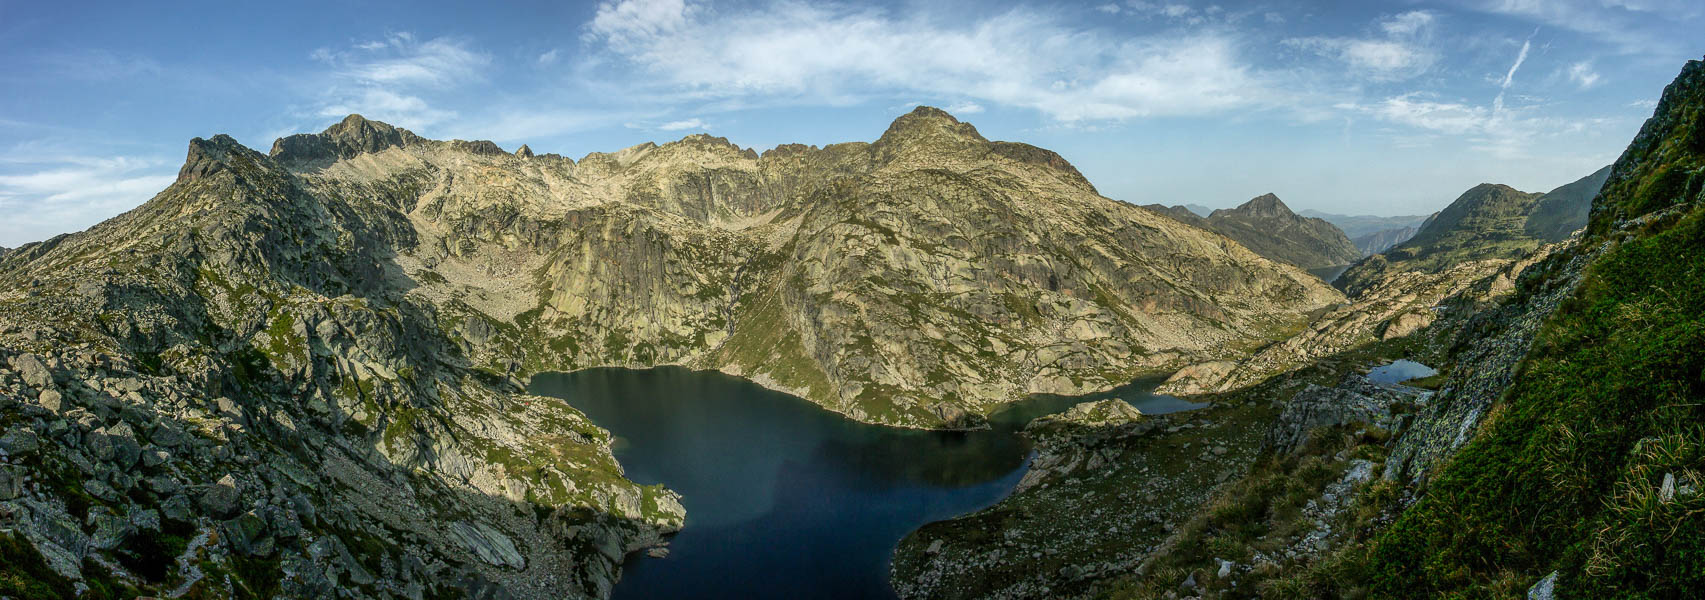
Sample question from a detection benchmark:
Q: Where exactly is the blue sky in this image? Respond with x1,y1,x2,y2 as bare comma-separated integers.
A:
1,0,1700,246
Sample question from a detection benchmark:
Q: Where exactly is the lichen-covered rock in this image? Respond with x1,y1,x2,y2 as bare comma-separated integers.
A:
13,352,52,389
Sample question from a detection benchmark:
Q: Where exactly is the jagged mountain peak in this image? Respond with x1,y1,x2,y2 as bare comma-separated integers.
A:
178,134,265,183
876,105,988,147
1214,193,1294,219
1144,193,1359,270
270,113,423,165
664,133,760,159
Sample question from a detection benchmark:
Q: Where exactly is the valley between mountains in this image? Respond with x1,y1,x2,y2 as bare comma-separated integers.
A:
3,56,1703,600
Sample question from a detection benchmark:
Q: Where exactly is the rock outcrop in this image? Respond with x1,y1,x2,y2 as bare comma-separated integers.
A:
1264,374,1425,453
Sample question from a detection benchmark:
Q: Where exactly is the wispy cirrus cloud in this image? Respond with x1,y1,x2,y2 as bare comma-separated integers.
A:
1450,0,1701,54
1493,34,1534,114
1343,90,1612,160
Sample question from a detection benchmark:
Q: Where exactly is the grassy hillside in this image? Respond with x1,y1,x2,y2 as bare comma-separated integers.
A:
1525,165,1613,242
1361,58,1705,598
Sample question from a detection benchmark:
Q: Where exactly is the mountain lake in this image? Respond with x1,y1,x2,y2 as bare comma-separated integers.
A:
530,367,1206,599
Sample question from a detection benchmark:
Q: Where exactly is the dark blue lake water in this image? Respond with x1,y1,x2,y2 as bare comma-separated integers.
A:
1367,359,1438,384
1308,264,1352,285
529,367,1204,600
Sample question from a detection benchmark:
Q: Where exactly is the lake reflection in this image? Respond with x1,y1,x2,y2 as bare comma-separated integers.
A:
530,367,1203,600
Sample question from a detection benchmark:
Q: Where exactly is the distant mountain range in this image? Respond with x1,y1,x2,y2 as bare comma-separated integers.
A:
1351,224,1423,256
1339,165,1612,293
1178,203,1213,217
1143,194,1362,270
1298,209,1434,257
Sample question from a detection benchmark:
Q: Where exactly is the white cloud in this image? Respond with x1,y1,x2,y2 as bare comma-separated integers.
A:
1568,61,1601,88
1369,95,1491,136
1127,2,1192,18
345,38,487,88
0,155,174,247
580,0,1288,123
1284,11,1438,81
1345,91,1609,160
538,49,561,65
1096,3,1121,15
1380,11,1436,36
588,0,698,48
656,118,707,131
946,101,985,115
305,34,490,131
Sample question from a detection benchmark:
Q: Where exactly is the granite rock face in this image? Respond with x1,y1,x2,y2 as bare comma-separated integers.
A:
172,106,1335,430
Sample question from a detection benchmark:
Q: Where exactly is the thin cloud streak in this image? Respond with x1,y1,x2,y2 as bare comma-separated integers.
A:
0,155,174,247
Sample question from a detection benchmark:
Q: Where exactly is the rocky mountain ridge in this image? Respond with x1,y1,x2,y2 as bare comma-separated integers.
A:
1144,194,1362,270
0,130,686,598
0,106,1342,597
228,107,1337,429
1338,167,1610,294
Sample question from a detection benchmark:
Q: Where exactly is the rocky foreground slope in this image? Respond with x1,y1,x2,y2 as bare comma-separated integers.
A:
0,107,1341,597
1145,194,1361,270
